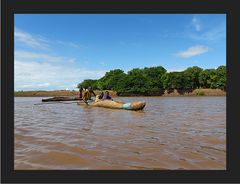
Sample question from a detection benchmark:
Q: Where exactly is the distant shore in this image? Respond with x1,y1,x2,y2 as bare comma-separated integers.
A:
14,89,226,97
14,90,118,97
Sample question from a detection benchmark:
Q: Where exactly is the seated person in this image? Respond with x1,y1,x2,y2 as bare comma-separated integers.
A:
94,95,101,102
102,91,112,100
98,91,104,99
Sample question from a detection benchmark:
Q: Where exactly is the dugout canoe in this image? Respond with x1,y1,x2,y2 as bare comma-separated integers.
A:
42,96,81,102
77,100,146,111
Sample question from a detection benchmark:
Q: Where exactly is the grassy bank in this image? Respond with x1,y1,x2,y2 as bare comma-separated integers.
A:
14,90,118,97
117,88,226,97
163,88,226,97
14,89,225,97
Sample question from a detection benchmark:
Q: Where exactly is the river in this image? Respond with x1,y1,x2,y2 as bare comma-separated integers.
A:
14,96,226,170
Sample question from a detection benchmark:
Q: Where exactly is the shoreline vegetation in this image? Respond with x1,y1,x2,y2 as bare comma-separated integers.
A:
15,65,226,97
14,88,226,97
77,66,226,96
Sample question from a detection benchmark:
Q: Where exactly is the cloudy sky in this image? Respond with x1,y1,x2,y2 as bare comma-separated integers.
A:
14,14,226,91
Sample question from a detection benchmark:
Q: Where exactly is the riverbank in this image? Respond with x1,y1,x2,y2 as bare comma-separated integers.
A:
14,90,118,97
14,89,225,97
117,89,226,97
165,89,225,96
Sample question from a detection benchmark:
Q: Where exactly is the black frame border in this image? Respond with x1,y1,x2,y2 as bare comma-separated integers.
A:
1,0,240,183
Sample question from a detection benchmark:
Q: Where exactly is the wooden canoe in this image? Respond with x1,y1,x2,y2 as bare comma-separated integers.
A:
77,100,146,111
42,96,80,102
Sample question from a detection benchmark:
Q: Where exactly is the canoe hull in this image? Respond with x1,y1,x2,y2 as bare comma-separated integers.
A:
42,96,80,102
78,100,146,111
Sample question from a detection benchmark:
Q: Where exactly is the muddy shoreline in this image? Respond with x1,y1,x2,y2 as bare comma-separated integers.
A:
14,89,226,97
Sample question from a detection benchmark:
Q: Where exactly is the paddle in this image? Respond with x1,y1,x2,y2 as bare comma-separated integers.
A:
35,98,89,106
34,101,80,105
81,99,89,106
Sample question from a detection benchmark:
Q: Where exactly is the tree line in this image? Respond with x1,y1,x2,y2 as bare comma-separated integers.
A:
77,66,226,95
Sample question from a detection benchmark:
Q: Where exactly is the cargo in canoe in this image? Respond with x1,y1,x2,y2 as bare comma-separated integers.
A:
77,100,146,111
42,96,81,102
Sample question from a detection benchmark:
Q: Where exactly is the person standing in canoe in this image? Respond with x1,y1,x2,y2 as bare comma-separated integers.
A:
78,86,83,99
82,86,96,102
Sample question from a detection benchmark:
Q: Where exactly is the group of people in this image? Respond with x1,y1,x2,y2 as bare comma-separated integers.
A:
78,86,112,103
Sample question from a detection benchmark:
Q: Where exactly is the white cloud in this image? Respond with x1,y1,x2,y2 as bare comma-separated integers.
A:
151,64,158,67
191,16,202,31
14,60,107,91
56,40,85,49
167,68,187,72
68,58,76,63
15,27,86,51
19,83,51,89
14,28,49,49
176,45,209,58
37,83,51,87
68,42,82,49
190,21,226,42
14,28,103,90
14,51,66,63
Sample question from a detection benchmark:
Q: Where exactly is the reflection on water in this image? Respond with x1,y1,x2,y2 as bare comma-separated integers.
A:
14,97,226,170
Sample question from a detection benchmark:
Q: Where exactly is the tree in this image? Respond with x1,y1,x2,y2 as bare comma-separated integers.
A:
161,72,185,90
170,72,185,89
76,65,226,95
113,74,130,93
142,66,167,90
199,69,218,89
161,73,170,90
183,66,203,89
97,69,126,90
126,68,151,94
215,65,226,90
77,79,98,90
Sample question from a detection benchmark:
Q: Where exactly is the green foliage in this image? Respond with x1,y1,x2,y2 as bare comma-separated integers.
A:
77,65,226,95
183,66,203,89
199,69,213,88
166,72,185,89
161,73,170,89
142,66,167,89
196,91,205,96
77,79,98,90
96,69,126,90
126,68,151,94
215,65,226,90
198,66,226,90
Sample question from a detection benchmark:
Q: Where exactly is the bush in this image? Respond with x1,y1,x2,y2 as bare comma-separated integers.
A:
196,91,205,96
77,65,226,94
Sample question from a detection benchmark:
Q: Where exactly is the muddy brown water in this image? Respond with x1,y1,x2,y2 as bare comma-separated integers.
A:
14,96,226,170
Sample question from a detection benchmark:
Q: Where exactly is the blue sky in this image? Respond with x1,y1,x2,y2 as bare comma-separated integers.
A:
14,14,226,91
